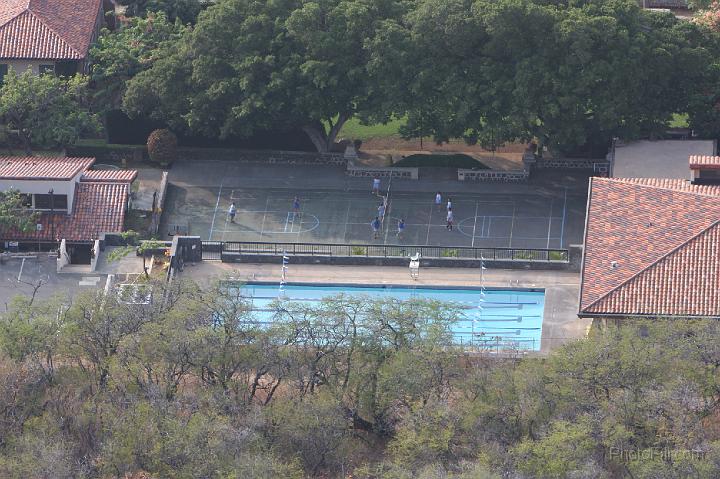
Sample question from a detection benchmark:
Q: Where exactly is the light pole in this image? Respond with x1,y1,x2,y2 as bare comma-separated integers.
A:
49,188,55,247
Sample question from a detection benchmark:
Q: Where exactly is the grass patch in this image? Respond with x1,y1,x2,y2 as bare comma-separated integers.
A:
338,117,406,140
669,113,689,128
394,153,489,169
549,250,568,261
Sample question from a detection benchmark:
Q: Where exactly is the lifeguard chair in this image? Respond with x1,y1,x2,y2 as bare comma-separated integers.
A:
409,252,421,280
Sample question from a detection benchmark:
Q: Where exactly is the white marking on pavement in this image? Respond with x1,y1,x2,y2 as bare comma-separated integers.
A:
559,188,568,248
208,182,223,240
471,202,479,247
17,257,25,281
546,198,554,249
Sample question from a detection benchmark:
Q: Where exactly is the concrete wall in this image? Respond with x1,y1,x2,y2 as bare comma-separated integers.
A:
2,60,53,75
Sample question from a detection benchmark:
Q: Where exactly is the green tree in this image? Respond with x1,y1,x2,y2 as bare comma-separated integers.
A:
116,0,205,24
90,12,187,111
0,190,38,233
147,128,178,166
0,70,100,154
123,0,403,152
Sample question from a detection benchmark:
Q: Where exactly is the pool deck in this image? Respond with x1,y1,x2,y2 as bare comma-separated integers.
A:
178,262,589,354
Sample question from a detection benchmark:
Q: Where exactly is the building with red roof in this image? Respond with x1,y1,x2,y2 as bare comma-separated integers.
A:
0,157,136,255
0,0,106,81
579,176,720,322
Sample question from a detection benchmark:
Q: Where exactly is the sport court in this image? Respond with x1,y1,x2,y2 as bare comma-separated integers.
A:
162,182,585,249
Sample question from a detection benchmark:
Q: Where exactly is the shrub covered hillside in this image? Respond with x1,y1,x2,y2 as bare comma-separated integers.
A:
0,278,719,478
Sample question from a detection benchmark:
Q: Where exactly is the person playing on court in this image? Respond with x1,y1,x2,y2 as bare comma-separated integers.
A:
447,198,452,211
292,196,301,215
228,202,237,223
372,176,381,195
397,218,405,239
446,208,454,231
435,191,442,210
378,202,386,221
371,216,381,239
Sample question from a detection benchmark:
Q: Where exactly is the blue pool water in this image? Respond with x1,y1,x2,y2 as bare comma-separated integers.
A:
240,283,545,351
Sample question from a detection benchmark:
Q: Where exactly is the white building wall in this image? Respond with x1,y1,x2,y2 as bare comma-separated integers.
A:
2,60,54,75
0,178,76,213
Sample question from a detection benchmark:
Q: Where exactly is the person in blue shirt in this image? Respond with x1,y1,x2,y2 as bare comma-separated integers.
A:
371,217,381,239
396,218,405,239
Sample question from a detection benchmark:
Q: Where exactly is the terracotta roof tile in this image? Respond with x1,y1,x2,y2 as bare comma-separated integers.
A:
0,157,94,180
0,0,103,60
0,182,129,242
580,177,720,317
690,155,720,170
81,169,138,183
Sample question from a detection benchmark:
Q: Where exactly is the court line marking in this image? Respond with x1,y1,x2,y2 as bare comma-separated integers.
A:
559,188,568,247
546,198,554,249
259,196,270,237
471,201,479,247
509,201,516,248
342,201,351,242
283,212,291,232
208,182,223,240
560,187,567,248
425,205,433,245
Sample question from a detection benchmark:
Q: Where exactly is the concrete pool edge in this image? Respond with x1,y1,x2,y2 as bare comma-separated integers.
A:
229,280,545,294
180,262,589,354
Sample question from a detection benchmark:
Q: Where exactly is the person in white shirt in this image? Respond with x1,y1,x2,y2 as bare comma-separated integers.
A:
228,202,237,223
446,208,454,231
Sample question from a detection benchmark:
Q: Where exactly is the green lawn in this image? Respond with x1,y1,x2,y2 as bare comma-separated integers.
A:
338,117,406,140
669,113,689,128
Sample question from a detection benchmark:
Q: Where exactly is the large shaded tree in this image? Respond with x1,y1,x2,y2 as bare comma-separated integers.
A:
0,70,100,154
370,0,717,155
123,0,404,152
115,0,205,24
90,12,187,111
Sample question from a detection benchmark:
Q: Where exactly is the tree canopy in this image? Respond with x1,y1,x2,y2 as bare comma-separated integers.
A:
2,279,720,477
0,190,38,233
90,12,187,112
120,0,720,154
0,70,100,154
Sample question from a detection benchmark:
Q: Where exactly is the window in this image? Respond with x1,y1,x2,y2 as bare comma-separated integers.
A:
19,194,31,207
0,64,7,85
33,193,68,210
54,61,78,77
38,64,55,75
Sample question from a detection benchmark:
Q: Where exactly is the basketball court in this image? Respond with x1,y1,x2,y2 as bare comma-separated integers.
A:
161,181,586,249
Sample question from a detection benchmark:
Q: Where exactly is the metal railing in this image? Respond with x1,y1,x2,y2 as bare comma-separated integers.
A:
215,241,569,262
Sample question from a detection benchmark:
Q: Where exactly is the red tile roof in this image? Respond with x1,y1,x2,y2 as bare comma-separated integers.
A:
0,157,95,180
580,177,720,318
690,155,720,170
81,169,138,183
0,182,129,242
0,0,103,60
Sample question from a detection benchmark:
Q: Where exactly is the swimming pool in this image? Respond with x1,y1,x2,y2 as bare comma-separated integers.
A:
240,283,545,351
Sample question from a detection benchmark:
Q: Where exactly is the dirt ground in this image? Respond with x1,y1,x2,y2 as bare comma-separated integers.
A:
356,137,527,170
